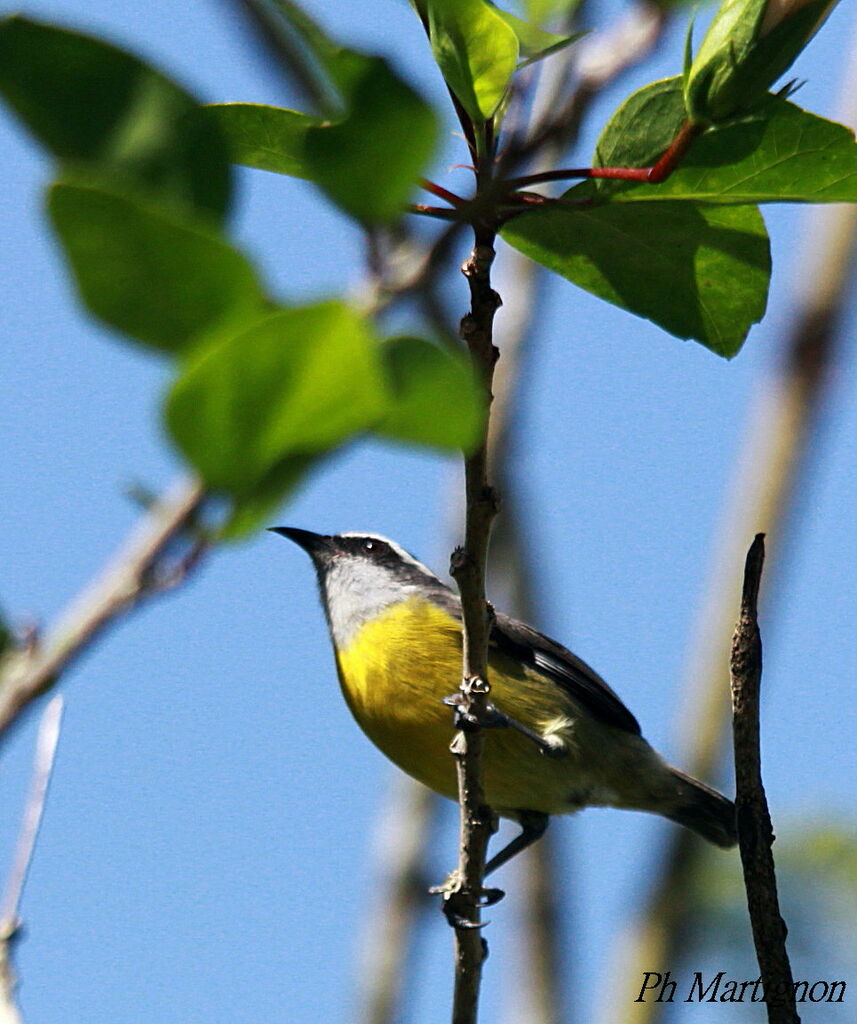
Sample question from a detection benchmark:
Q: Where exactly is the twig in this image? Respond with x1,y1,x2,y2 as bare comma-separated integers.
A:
445,236,501,1024
0,696,65,1024
226,0,335,114
731,536,799,1024
440,117,504,1023
0,476,206,738
0,696,64,934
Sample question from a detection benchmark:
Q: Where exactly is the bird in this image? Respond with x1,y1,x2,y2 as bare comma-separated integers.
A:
272,527,737,874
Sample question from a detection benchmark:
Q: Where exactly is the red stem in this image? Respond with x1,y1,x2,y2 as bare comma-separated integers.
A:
420,179,467,208
506,119,703,189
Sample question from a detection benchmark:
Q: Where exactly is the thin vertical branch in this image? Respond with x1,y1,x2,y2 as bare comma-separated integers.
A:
446,222,502,1024
731,536,800,1024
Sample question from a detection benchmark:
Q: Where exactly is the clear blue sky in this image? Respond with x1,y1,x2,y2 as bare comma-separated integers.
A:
0,1,855,1022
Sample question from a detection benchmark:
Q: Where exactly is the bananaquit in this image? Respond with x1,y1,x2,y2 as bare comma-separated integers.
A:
273,528,737,873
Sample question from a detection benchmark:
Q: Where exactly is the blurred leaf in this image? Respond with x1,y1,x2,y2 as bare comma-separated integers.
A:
502,200,770,357
0,15,230,219
491,7,581,66
268,0,358,114
376,336,484,450
304,59,438,223
165,303,388,497
519,0,582,23
422,0,519,122
206,104,319,178
0,606,11,656
782,822,857,893
264,2,438,221
592,78,857,203
222,454,320,539
48,181,267,353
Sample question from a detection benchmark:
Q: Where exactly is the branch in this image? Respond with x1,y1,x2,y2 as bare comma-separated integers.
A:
0,696,64,1024
731,536,799,1024
440,118,503,1020
0,476,206,738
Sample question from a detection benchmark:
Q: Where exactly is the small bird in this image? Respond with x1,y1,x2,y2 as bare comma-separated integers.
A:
273,527,737,873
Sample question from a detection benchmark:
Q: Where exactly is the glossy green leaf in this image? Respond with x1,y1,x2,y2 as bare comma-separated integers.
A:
206,104,319,179
48,181,267,353
592,76,686,177
684,0,834,123
593,79,857,204
502,201,770,357
166,303,388,497
376,336,484,450
424,0,519,122
0,16,230,219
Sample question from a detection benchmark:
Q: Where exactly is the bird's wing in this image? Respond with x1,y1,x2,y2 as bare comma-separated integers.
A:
490,613,642,736
425,586,641,736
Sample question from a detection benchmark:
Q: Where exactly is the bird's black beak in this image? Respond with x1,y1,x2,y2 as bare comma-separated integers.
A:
268,526,333,560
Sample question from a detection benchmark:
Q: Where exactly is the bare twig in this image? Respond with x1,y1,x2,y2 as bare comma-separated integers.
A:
0,696,64,934
0,476,206,738
0,696,65,1024
446,226,502,1024
731,536,800,1024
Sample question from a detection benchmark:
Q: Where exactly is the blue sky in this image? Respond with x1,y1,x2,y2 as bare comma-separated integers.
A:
1,1,855,1021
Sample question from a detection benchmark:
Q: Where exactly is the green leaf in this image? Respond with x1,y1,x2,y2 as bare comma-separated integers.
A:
376,336,484,450
304,58,439,223
0,606,11,656
592,76,687,178
491,7,581,66
221,454,320,539
239,4,438,221
48,181,267,353
424,0,519,122
502,200,770,357
165,303,389,497
519,0,582,24
205,104,319,179
594,80,857,204
268,0,357,114
0,15,230,220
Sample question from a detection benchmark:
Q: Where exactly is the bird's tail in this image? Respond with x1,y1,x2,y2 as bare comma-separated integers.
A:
664,768,737,848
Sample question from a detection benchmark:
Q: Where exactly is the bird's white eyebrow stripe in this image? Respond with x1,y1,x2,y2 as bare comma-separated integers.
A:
338,532,441,578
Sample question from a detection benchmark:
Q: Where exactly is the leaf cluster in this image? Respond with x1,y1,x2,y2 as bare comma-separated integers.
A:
2,0,857,536
0,14,483,536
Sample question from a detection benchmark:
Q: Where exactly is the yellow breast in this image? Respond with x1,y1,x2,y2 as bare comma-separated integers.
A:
334,597,581,816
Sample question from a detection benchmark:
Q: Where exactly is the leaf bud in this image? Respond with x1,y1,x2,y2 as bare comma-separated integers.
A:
684,0,840,124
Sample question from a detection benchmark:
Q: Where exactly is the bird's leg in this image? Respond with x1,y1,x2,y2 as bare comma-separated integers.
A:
442,694,567,758
484,810,549,877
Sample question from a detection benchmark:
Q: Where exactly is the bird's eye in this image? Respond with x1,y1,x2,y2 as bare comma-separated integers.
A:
361,538,376,553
